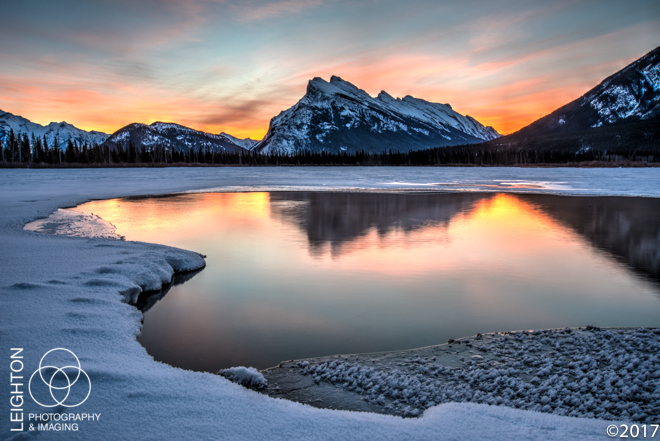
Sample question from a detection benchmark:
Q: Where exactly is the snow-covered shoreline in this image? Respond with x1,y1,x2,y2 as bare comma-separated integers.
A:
2,167,659,440
24,208,124,240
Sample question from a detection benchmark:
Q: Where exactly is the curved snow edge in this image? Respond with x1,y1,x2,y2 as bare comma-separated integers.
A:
22,207,206,300
24,208,124,240
101,249,206,306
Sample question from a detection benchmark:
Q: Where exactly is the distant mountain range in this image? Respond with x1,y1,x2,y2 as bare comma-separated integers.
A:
0,110,109,147
101,122,248,153
1,78,500,155
3,45,658,156
253,76,500,154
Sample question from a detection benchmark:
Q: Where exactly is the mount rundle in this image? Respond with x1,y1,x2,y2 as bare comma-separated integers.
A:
253,76,500,154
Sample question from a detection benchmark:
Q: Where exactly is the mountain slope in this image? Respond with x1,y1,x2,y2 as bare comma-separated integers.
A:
509,46,660,139
0,110,109,147
103,122,246,153
254,76,499,154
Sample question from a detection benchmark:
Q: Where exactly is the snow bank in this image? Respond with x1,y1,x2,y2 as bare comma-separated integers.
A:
2,167,657,441
219,367,268,389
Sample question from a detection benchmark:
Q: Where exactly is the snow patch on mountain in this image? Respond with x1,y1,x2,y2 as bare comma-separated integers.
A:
0,109,109,148
582,47,660,126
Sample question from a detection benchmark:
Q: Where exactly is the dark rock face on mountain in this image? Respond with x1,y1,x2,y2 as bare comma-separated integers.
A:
253,76,499,155
0,109,109,147
511,46,660,138
103,122,246,153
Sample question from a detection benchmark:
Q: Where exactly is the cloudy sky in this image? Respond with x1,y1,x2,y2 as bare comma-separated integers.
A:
1,0,659,138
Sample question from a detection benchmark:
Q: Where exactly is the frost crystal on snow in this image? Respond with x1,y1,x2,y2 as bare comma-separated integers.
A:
299,328,660,422
219,366,268,390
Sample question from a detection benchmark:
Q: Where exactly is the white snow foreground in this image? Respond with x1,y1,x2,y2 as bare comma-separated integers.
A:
1,168,653,441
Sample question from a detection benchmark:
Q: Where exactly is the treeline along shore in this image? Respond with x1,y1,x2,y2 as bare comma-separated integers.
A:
1,117,658,168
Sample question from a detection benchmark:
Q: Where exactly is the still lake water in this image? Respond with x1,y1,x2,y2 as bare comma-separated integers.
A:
76,192,660,372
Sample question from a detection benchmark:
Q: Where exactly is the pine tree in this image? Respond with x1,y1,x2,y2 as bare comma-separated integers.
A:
31,134,37,162
80,142,89,164
21,133,30,163
65,139,75,163
8,130,18,162
53,138,61,164
43,136,51,164
128,141,136,164
35,137,43,163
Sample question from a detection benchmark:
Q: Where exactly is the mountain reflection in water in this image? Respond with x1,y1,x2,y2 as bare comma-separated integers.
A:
271,192,660,286
269,192,492,257
517,195,660,286
75,192,660,371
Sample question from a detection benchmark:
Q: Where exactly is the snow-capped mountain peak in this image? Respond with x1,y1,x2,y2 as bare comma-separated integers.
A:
305,76,373,103
376,90,397,103
255,76,499,155
0,110,109,147
103,121,246,153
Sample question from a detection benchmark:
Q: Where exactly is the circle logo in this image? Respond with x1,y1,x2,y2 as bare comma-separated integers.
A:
28,348,91,408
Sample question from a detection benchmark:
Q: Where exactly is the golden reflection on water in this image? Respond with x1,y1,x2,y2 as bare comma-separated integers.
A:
79,192,573,275
75,192,660,371
77,192,272,244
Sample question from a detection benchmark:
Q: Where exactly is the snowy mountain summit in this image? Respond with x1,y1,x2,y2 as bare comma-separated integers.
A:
0,110,109,148
253,76,499,155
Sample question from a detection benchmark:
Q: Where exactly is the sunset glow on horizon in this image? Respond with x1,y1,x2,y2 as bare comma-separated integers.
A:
2,1,659,139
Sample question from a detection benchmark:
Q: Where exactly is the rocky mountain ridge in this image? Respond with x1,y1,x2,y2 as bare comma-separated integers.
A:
508,46,660,139
254,76,499,154
102,122,246,153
